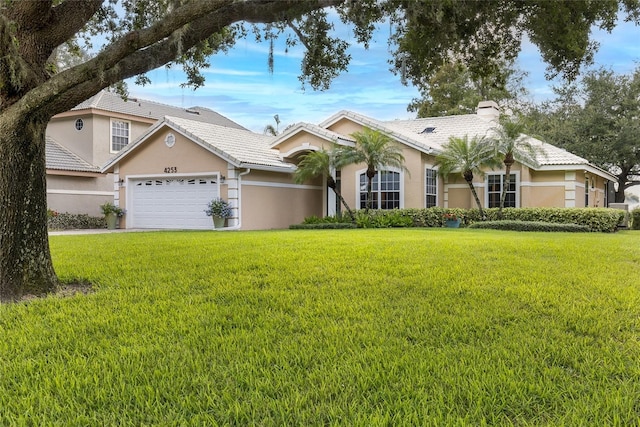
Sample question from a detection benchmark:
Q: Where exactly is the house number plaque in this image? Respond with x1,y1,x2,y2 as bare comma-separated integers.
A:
164,167,178,173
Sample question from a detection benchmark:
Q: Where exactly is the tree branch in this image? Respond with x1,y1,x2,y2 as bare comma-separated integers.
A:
38,0,104,51
287,20,312,50
9,0,344,119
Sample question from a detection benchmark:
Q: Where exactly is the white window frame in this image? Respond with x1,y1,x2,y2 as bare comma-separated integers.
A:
110,119,131,153
355,167,404,210
485,171,520,208
585,177,590,207
425,166,438,208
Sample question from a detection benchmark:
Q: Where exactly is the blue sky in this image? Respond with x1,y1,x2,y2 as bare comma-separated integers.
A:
128,15,640,133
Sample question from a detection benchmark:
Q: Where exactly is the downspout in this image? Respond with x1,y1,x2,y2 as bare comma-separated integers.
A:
219,168,250,231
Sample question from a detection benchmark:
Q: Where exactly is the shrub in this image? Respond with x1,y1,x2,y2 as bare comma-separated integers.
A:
631,208,640,230
290,223,357,229
468,220,590,232
298,207,623,232
354,210,414,228
100,202,125,217
48,212,106,230
204,198,231,218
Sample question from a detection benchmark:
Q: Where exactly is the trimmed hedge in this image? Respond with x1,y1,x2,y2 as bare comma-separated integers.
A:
290,223,357,230
47,211,106,230
631,208,640,230
468,220,590,232
297,207,624,232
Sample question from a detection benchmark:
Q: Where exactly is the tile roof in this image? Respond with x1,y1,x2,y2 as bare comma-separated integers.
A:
72,91,246,130
270,122,355,148
381,115,593,167
325,110,591,168
103,116,293,172
45,137,100,173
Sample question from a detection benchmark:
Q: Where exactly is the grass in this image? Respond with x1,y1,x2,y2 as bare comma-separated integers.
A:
1,229,639,425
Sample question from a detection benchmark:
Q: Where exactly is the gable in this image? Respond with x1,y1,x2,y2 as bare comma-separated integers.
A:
275,130,337,160
324,117,365,136
117,126,228,177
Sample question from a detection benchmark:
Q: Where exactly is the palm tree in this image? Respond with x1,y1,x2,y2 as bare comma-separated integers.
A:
435,135,500,219
263,114,281,136
489,115,542,218
338,127,408,211
293,148,355,221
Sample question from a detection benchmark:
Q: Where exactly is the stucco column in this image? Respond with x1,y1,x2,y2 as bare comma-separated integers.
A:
443,178,449,208
113,165,121,207
564,171,576,207
226,164,240,227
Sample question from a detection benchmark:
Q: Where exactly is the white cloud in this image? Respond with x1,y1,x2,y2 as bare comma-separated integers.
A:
129,11,640,134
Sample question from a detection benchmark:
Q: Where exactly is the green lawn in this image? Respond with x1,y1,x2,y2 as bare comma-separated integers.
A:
2,229,639,425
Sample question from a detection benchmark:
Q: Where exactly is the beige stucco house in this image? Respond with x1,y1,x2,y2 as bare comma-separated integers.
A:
45,91,246,215
101,101,617,230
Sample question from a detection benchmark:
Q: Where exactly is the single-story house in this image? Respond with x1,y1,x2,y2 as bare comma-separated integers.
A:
102,101,617,230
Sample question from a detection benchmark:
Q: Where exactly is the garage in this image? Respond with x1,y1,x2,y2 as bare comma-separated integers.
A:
128,176,219,229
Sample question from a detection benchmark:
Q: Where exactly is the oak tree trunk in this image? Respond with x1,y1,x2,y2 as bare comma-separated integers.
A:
0,117,59,301
615,174,627,203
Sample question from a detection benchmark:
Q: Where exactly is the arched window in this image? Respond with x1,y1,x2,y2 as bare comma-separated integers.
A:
358,170,401,209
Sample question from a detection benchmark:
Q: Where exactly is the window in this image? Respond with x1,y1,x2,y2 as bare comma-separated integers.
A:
585,177,589,207
111,119,130,152
359,170,401,209
487,173,517,208
75,118,84,131
425,168,437,208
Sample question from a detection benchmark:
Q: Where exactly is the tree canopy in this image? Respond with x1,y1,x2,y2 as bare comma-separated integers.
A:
407,61,528,118
526,66,640,203
2,0,640,300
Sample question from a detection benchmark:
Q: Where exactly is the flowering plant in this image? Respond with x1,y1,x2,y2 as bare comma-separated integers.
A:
443,212,459,221
100,202,125,217
204,197,232,218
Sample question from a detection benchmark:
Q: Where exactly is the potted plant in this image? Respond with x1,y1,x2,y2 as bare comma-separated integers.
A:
100,202,125,230
204,197,231,229
443,212,461,228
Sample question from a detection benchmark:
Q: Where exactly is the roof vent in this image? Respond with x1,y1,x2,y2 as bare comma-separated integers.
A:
420,126,436,134
185,109,200,115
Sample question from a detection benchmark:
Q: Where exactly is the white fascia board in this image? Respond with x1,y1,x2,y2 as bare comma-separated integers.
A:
238,163,296,174
536,164,617,180
102,118,244,173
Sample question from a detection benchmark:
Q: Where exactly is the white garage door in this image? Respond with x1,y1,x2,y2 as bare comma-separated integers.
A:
130,177,219,229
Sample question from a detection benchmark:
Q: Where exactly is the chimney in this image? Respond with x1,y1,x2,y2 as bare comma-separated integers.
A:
477,100,500,121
